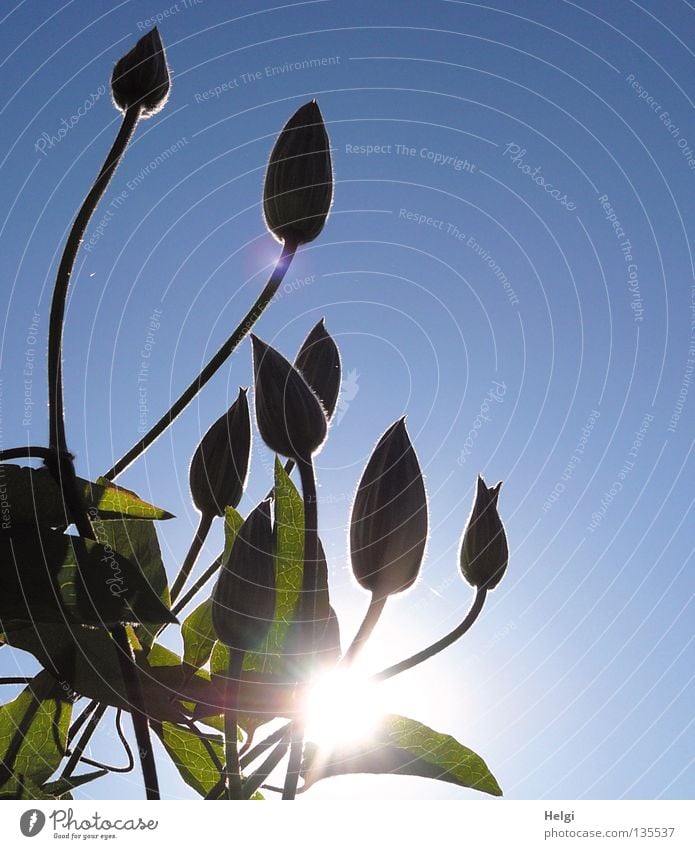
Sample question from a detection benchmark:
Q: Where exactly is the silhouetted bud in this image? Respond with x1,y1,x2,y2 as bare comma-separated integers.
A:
263,100,333,245
111,27,170,117
189,388,251,517
460,477,508,590
295,319,341,421
350,419,428,599
251,335,327,462
211,500,275,652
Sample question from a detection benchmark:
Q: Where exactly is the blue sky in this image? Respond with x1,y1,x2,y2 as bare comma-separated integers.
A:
0,0,693,800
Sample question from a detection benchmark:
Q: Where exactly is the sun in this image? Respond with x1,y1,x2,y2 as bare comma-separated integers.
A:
304,668,385,749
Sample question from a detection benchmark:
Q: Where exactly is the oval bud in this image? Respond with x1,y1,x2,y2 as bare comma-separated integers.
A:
211,500,275,652
111,27,170,117
350,419,428,599
460,477,508,590
263,100,333,245
295,319,341,421
251,335,327,462
189,388,251,517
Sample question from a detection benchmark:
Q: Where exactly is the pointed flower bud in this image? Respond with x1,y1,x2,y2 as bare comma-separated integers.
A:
251,335,327,462
460,477,508,590
189,388,251,518
111,27,170,117
350,419,428,599
211,500,275,652
295,319,341,421
263,100,333,245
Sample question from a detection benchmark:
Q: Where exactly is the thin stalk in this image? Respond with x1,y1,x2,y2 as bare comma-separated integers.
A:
223,649,244,800
47,105,141,535
104,238,298,481
61,703,107,779
0,677,33,685
282,455,317,801
240,722,291,770
111,626,160,799
170,512,214,603
171,552,223,617
0,447,53,462
371,588,488,684
243,734,290,799
66,700,99,749
341,592,387,666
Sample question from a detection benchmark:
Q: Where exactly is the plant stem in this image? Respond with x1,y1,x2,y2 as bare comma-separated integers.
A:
371,588,488,684
46,105,141,535
61,703,107,779
223,649,244,800
111,626,160,799
243,733,290,799
0,447,53,462
239,722,291,770
170,512,214,603
0,677,33,685
104,238,298,482
171,552,223,617
282,456,318,801
341,592,387,666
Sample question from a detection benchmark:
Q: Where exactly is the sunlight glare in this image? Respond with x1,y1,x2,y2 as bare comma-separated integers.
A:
304,669,384,749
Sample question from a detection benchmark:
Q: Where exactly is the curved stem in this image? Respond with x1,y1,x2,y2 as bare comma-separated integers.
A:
61,703,107,780
223,649,244,800
104,239,298,481
170,512,214,603
371,588,488,684
48,105,141,458
0,447,53,462
111,626,160,799
341,592,387,666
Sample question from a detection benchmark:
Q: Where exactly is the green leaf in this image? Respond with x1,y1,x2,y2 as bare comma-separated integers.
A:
0,670,72,788
182,599,216,669
302,714,502,797
242,458,304,675
41,769,108,798
93,517,171,646
0,465,172,527
0,527,176,626
0,774,53,799
154,721,223,797
222,506,244,561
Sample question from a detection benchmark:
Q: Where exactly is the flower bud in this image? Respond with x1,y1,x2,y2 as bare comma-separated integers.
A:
350,419,428,599
263,100,333,245
189,388,251,517
460,477,508,590
251,335,327,462
211,500,275,652
295,319,341,421
111,27,170,117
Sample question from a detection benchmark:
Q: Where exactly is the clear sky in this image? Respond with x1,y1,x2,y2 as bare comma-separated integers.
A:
0,0,693,801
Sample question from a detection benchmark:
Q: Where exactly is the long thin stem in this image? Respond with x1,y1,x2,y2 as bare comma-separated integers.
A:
341,592,387,666
371,588,488,684
171,552,223,617
47,105,141,536
282,455,317,801
239,722,291,770
170,512,214,603
61,703,108,779
243,733,290,799
111,626,160,799
0,447,53,462
104,239,298,481
223,649,244,800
